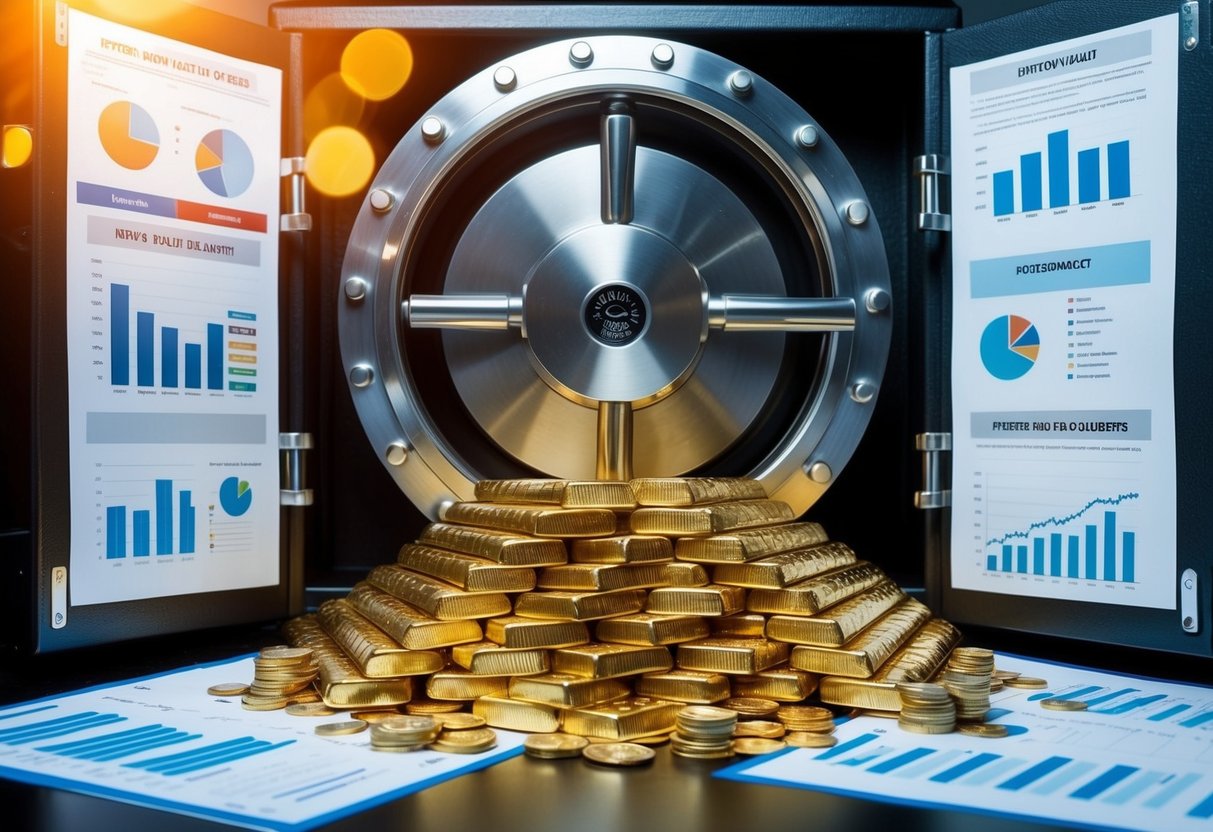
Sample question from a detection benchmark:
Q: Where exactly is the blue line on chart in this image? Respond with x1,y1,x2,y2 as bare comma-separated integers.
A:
985,492,1139,547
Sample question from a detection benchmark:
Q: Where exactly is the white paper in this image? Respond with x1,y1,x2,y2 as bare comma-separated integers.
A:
64,9,281,605
947,15,1179,609
721,653,1213,831
0,656,528,832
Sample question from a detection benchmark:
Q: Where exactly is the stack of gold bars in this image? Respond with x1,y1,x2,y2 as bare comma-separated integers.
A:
258,476,1004,756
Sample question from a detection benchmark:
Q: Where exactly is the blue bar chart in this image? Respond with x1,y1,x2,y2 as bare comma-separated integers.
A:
104,478,195,558
991,128,1133,216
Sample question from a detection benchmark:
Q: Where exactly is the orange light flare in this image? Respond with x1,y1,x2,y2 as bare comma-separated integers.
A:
303,72,367,144
340,29,414,102
304,125,374,198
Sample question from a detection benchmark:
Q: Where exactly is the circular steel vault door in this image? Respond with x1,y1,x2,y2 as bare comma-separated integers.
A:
338,36,892,518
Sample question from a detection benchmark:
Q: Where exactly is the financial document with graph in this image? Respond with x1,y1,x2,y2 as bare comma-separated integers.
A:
720,653,1213,832
947,14,1178,609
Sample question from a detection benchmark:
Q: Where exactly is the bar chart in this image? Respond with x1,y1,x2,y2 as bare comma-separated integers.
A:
104,477,196,558
991,128,1132,217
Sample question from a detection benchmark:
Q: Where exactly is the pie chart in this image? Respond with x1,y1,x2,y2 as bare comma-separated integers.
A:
219,476,253,517
196,129,254,198
98,101,159,170
980,314,1040,380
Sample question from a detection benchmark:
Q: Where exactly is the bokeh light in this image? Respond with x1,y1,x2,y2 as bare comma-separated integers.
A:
303,72,366,144
340,29,414,102
305,126,374,197
2,125,33,169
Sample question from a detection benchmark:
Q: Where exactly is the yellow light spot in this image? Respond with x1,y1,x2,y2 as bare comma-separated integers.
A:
340,29,413,101
91,0,176,25
305,126,374,197
2,125,33,169
303,73,366,144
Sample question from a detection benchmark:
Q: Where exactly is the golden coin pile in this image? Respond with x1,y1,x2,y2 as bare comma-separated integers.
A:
940,646,994,722
241,646,320,711
732,719,786,739
722,696,780,720
369,715,440,752
671,705,737,759
429,726,499,754
776,704,838,748
896,682,956,734
524,733,590,759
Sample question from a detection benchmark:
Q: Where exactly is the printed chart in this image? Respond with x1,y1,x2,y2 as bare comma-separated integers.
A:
979,314,1040,380
196,129,255,198
97,100,159,170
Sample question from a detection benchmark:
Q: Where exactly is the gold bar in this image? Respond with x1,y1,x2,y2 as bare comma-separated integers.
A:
571,535,672,564
712,541,858,589
676,637,790,675
594,613,709,646
561,697,683,740
711,613,768,637
630,499,795,535
746,562,886,616
472,695,561,733
474,479,638,510
440,502,617,538
425,669,511,701
484,616,590,649
345,582,484,650
418,522,568,566
316,599,445,678
817,618,962,711
396,543,537,593
450,641,550,676
367,564,512,620
283,616,412,708
634,669,732,704
788,598,933,678
663,562,709,587
766,582,906,647
674,521,829,563
732,667,819,702
513,588,646,621
630,477,767,506
537,562,669,592
552,643,673,679
508,673,630,708
645,585,746,617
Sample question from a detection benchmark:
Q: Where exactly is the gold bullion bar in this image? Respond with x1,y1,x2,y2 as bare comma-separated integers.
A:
418,522,568,566
630,477,767,506
485,616,591,649
472,695,562,732
552,643,674,679
367,564,512,620
474,479,637,510
634,669,732,704
439,502,617,538
508,672,631,708
676,637,790,675
766,582,907,647
282,615,412,708
711,613,768,637
425,669,511,701
645,585,746,617
732,667,820,702
316,599,445,678
663,562,709,587
396,543,537,593
746,561,886,616
561,697,684,740
675,521,829,563
346,582,484,650
537,562,670,592
630,499,795,535
571,535,673,564
594,613,710,646
789,598,933,678
513,588,647,621
712,541,858,589
817,618,961,711
450,641,550,675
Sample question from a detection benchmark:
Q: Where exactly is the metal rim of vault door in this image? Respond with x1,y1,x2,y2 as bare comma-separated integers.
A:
337,35,893,519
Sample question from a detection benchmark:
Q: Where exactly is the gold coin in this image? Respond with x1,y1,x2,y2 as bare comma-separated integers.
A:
370,743,426,753
583,742,656,766
958,723,1010,738
1040,698,1088,711
1002,676,1048,689
207,682,249,697
353,710,407,724
433,713,487,730
240,695,288,711
286,690,322,704
524,733,590,759
732,737,787,756
992,669,1021,680
405,699,467,715
776,705,834,723
784,731,837,748
733,720,786,739
285,702,336,717
429,727,498,754
723,697,780,718
630,732,673,746
314,719,369,736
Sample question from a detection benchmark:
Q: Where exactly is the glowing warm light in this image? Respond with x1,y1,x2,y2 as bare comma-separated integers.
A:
90,0,177,25
303,72,366,143
2,125,33,169
340,29,414,101
305,126,374,197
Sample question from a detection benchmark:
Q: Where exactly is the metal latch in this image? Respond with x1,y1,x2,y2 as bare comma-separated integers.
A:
280,432,314,506
914,154,950,233
280,157,312,232
1181,2,1198,51
914,432,951,509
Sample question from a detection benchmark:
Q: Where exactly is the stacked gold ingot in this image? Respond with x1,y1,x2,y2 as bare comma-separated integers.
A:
271,475,981,748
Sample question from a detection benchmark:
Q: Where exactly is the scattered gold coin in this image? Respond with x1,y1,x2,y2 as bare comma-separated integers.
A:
784,731,838,748
1002,676,1048,689
285,702,336,717
1040,698,1089,711
582,742,656,767
958,722,1010,738
524,733,590,759
433,713,487,730
207,682,249,697
733,720,786,739
314,720,369,737
732,737,787,756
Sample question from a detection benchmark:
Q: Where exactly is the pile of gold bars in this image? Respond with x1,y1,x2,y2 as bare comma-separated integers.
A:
267,477,1004,752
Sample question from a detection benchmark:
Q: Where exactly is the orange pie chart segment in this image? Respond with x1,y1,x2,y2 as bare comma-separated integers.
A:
98,101,160,170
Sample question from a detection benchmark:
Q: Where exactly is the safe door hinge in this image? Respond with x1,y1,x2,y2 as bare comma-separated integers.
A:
1181,2,1198,51
914,431,951,509
280,157,312,232
280,432,314,506
914,154,950,233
